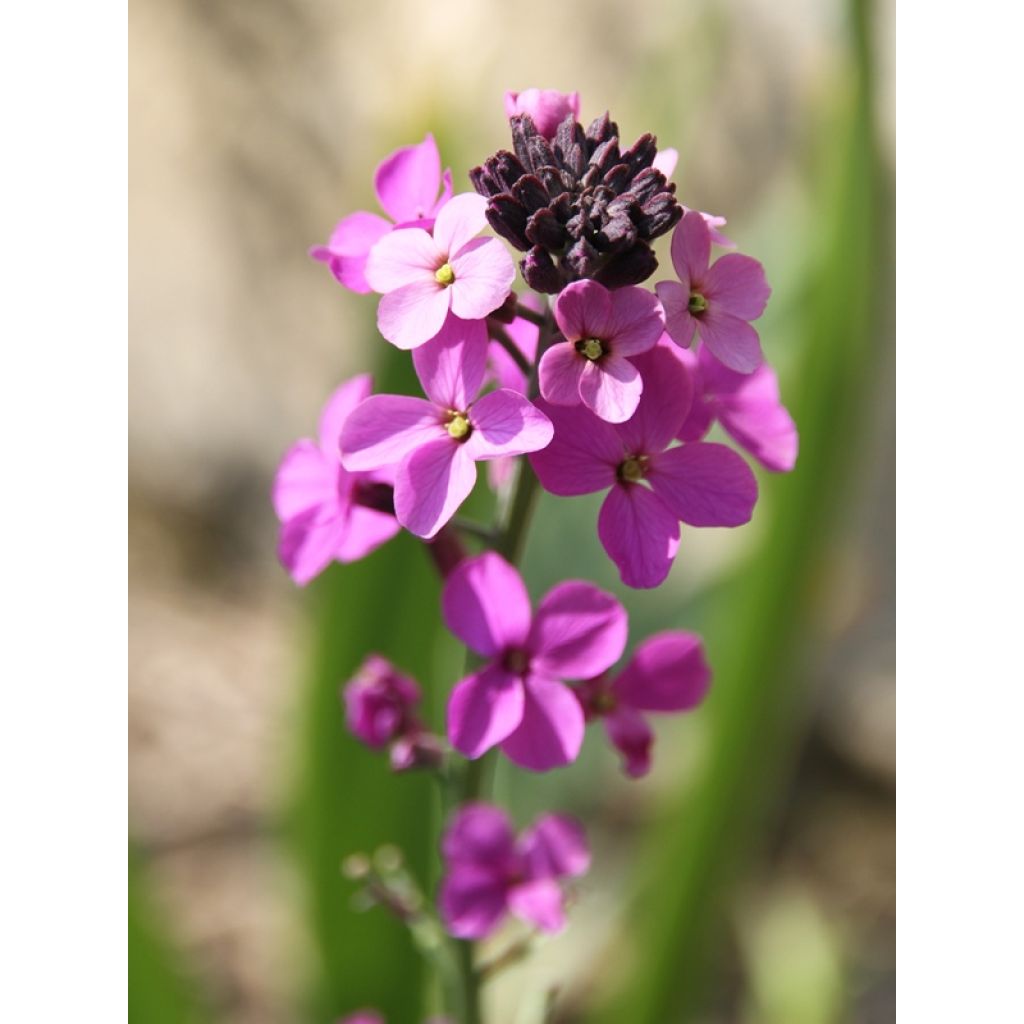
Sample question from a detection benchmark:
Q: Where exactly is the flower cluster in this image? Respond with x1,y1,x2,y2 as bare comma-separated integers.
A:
274,87,796,1001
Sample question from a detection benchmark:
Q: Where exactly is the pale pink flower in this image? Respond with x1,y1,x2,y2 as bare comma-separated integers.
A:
656,210,771,373
529,345,758,589
503,89,581,138
539,280,665,423
677,343,798,472
272,376,399,585
443,553,627,771
340,318,552,539
365,193,516,349
575,631,710,777
439,803,589,938
310,134,452,293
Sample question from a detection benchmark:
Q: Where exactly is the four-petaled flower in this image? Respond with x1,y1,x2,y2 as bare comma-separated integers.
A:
530,345,758,589
340,318,552,539
539,280,665,423
311,134,453,293
439,803,590,938
656,209,771,373
272,376,400,585
443,553,627,770
365,193,516,350
575,631,710,777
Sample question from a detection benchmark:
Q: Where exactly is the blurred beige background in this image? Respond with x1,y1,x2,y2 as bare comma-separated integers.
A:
129,1,893,1021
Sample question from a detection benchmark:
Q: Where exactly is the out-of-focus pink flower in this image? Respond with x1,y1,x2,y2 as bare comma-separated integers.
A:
530,346,758,589
340,317,552,539
439,803,589,938
311,135,453,293
443,553,627,771
342,655,421,748
337,1011,385,1024
656,210,771,373
539,280,665,423
677,343,798,472
272,376,400,585
503,88,581,138
365,193,516,349
575,632,710,777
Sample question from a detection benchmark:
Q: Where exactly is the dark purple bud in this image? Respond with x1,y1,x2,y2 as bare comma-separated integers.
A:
593,242,659,289
521,246,564,294
526,207,569,249
512,175,550,214
564,237,601,280
485,196,530,250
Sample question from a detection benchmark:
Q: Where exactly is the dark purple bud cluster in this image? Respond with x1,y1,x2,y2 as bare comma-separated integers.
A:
469,112,682,294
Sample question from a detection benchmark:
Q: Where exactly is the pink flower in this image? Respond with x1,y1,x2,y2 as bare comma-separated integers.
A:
310,134,453,293
443,552,627,771
539,280,665,423
678,343,798,472
337,1012,384,1024
340,318,552,539
272,376,400,585
575,632,710,777
529,345,758,589
342,655,421,748
365,193,516,349
503,88,581,139
655,209,770,373
439,803,589,938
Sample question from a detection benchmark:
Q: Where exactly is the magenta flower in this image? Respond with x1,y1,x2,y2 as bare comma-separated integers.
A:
342,655,421,749
655,209,770,373
337,1013,384,1024
310,134,453,293
340,318,552,539
575,631,710,777
503,88,581,138
364,193,516,350
442,552,627,771
439,803,589,938
530,345,758,589
272,376,400,585
678,343,798,472
539,280,665,423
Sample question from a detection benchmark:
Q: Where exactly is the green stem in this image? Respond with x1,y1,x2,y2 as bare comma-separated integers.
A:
489,323,533,378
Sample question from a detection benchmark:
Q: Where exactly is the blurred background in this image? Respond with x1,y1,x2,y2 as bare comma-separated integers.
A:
128,0,893,1021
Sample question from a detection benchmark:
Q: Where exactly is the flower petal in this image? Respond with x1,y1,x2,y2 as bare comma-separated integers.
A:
655,280,698,349
528,399,621,497
652,147,678,178
394,440,476,539
439,863,509,939
364,226,439,293
447,665,526,758
272,440,336,521
647,442,758,527
553,279,613,342
340,394,440,472
277,507,348,585
696,307,764,374
703,253,771,320
579,354,642,424
612,631,711,712
373,134,444,224
412,314,488,409
333,505,401,562
538,343,585,407
449,237,516,321
604,707,654,778
618,345,694,454
442,803,517,865
318,374,373,457
520,815,590,879
606,286,665,356
500,675,585,771
670,208,710,283
597,485,680,589
433,192,488,257
529,582,627,680
376,279,452,350
311,212,391,293
464,390,553,460
442,551,533,656
507,879,566,933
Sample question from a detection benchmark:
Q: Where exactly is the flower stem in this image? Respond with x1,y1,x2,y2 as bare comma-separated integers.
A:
489,323,533,379
513,302,547,328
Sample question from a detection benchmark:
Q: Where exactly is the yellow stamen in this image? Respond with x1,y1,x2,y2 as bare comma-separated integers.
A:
620,456,645,483
688,292,708,314
446,412,470,440
435,262,455,286
579,337,604,361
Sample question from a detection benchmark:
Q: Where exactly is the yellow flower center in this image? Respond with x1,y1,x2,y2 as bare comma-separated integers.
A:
688,292,708,314
435,262,455,286
619,456,646,483
446,411,471,440
577,337,605,361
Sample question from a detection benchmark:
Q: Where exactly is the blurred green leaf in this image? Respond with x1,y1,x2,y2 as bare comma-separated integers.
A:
129,847,209,1024
291,341,462,1024
587,0,889,1020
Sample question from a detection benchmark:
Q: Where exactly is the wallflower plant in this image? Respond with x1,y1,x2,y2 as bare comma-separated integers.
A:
274,87,796,1024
